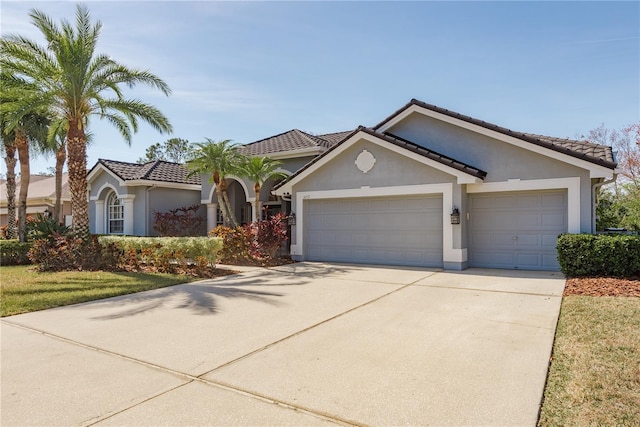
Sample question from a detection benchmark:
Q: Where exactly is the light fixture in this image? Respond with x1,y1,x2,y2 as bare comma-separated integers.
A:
450,207,461,225
287,212,296,226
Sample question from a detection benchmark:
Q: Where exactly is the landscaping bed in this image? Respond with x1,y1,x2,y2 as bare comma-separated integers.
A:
564,277,640,297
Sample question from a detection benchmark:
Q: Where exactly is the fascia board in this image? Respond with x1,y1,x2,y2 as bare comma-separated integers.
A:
378,104,614,178
274,131,480,195
261,147,323,160
124,180,201,191
86,164,126,186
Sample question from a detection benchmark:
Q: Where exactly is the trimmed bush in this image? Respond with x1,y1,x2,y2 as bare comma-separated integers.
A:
28,234,116,271
99,235,222,272
0,240,32,265
557,233,640,277
209,226,251,264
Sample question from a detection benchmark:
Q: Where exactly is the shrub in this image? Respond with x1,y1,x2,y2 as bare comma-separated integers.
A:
211,214,289,265
557,233,640,277
153,204,206,237
98,235,222,273
247,213,289,261
28,234,116,272
210,225,251,264
0,240,32,265
27,214,71,241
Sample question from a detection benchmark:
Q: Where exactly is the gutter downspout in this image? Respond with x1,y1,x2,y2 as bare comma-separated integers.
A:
592,174,617,234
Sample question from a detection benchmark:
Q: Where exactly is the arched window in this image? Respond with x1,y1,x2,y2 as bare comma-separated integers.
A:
107,192,124,234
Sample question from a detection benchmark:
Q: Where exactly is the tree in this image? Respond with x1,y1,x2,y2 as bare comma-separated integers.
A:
14,113,49,241
239,156,287,221
1,125,18,239
1,5,172,235
588,123,640,231
187,139,241,228
137,138,191,164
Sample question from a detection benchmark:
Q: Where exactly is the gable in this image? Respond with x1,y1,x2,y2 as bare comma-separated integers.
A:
375,100,616,177
274,129,482,196
385,113,594,183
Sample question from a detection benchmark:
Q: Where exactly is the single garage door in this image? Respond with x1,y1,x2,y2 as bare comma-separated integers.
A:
469,190,567,270
305,195,443,267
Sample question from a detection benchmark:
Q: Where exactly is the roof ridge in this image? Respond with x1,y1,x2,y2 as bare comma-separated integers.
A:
140,159,163,180
241,129,300,148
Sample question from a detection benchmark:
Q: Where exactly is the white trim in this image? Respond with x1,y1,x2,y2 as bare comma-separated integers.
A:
124,180,201,191
90,182,119,201
377,104,614,178
275,130,481,195
205,175,250,204
467,177,580,233
264,147,323,160
290,183,466,265
87,164,126,186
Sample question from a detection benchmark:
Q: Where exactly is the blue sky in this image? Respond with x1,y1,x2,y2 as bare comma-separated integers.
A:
1,1,638,175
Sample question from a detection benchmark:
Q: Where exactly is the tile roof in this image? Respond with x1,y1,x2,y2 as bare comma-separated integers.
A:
274,126,487,191
94,159,201,185
374,99,617,169
239,129,353,156
0,174,70,201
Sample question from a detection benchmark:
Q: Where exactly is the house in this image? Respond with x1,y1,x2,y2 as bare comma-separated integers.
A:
87,99,617,271
0,173,72,226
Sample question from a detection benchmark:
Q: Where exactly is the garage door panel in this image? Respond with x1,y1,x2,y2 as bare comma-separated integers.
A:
470,190,567,271
306,195,443,267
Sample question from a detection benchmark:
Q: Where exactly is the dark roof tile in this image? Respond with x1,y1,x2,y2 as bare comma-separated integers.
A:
239,129,353,156
95,159,200,185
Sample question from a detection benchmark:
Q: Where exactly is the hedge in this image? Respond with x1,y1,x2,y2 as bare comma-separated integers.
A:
557,233,640,277
98,236,222,270
0,240,32,265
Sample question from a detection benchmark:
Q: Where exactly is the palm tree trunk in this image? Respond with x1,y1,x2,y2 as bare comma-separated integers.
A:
3,138,18,240
15,129,30,242
54,140,66,224
221,190,238,227
254,182,261,222
215,186,233,228
67,120,89,236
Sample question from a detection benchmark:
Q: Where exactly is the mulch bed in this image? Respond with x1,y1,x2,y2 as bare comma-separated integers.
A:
564,277,640,297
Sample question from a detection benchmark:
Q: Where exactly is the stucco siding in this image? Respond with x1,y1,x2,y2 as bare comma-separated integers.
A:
292,139,456,194
147,187,203,236
389,113,594,232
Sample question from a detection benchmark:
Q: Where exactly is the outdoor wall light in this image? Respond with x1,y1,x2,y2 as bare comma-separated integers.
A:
288,212,296,226
450,207,461,225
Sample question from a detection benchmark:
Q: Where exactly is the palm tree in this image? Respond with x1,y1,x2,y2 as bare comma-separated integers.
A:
0,5,172,235
1,128,18,239
239,156,287,221
187,139,242,228
14,113,49,241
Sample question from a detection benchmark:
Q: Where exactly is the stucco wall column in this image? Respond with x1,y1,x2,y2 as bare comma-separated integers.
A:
122,195,135,235
206,203,218,232
94,200,104,234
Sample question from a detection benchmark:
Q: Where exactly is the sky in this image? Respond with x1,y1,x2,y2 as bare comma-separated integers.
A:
1,0,639,176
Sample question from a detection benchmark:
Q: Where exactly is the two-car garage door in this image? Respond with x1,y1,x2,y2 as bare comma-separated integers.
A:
469,190,567,270
305,195,443,267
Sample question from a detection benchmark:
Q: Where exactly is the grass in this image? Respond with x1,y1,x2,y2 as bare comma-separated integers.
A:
539,295,640,426
0,265,201,316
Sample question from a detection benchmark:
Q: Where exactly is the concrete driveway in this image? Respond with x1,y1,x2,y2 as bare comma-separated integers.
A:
1,263,565,426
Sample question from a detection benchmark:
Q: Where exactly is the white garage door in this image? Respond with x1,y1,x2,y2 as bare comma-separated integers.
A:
305,195,443,267
469,190,567,270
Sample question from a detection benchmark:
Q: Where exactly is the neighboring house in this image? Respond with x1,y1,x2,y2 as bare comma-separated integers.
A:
87,99,617,271
0,174,72,226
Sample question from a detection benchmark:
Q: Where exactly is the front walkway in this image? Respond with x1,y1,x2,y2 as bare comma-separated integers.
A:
1,263,565,426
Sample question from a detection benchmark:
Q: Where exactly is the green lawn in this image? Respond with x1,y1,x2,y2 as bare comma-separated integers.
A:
539,295,640,426
0,265,201,316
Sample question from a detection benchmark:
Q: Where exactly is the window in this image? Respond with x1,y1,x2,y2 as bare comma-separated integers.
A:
107,192,124,234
